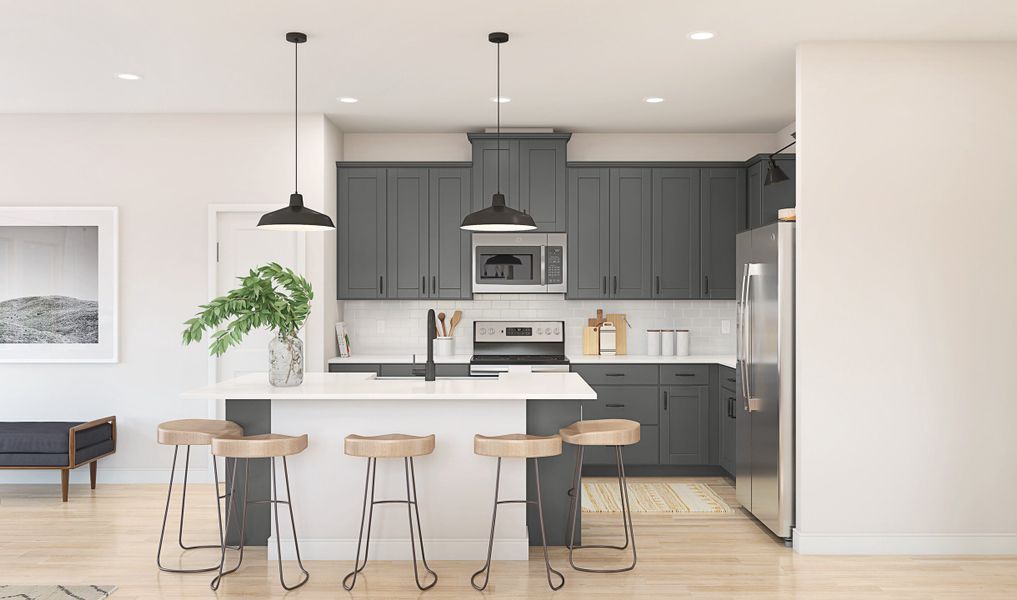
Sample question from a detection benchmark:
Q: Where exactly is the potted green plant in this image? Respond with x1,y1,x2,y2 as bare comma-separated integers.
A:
182,263,313,387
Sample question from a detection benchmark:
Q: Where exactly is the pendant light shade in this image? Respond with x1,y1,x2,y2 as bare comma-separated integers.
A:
764,159,790,186
258,32,335,232
460,32,537,232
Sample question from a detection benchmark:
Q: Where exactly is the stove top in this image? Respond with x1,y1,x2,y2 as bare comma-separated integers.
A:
470,354,569,365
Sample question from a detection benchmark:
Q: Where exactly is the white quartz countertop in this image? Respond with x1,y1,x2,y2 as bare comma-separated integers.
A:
328,354,736,368
181,371,597,401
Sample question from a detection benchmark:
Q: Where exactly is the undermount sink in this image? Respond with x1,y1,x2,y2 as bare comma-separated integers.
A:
372,376,481,381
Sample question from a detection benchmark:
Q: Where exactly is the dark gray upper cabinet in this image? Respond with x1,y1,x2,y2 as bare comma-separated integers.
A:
428,168,472,299
610,168,653,298
660,385,710,465
652,168,700,299
747,154,795,229
469,133,570,232
338,167,387,299
700,167,744,300
387,168,429,299
567,168,610,299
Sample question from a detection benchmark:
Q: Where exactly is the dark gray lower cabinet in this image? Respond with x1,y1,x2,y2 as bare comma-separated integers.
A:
718,385,737,476
527,399,583,546
582,385,659,466
660,385,710,465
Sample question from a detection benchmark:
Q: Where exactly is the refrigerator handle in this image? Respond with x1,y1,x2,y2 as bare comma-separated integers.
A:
741,263,758,409
737,263,750,402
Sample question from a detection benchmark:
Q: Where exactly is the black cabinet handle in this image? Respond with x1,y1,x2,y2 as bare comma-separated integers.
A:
672,373,695,377
726,377,736,383
605,373,626,377
727,397,736,418
379,275,384,295
432,275,436,294
602,275,607,295
655,275,660,295
613,275,618,294
663,390,669,411
605,403,626,408
704,275,710,296
421,276,426,294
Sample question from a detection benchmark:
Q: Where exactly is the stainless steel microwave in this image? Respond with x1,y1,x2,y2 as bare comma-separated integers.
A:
471,233,567,293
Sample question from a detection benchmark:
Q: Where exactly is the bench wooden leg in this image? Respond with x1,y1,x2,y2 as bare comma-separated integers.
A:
61,469,69,502
90,461,97,489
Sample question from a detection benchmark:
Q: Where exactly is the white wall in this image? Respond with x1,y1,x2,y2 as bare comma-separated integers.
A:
0,114,340,484
795,42,1017,554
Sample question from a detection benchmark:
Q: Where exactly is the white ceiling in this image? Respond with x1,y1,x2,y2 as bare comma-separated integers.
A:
3,1,1016,132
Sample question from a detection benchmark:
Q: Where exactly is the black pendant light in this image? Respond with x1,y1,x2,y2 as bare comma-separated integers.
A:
258,32,335,231
764,134,796,187
460,32,537,232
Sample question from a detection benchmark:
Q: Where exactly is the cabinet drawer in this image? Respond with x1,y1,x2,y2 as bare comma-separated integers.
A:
719,366,737,392
329,363,381,374
583,425,658,466
659,364,710,385
582,386,658,425
572,364,658,385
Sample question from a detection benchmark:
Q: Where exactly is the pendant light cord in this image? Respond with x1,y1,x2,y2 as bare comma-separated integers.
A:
496,39,501,196
294,38,299,195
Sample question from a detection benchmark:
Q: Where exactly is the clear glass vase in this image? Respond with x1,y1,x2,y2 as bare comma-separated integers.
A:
268,333,304,387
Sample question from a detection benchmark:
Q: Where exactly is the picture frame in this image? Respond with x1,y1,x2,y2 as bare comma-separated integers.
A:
0,207,119,362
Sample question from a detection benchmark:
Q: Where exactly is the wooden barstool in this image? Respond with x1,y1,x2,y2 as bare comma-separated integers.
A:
156,419,243,574
560,419,640,573
210,433,310,592
342,433,438,592
471,434,566,592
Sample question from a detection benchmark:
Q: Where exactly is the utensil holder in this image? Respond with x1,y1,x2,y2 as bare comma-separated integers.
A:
434,337,454,357
676,330,690,357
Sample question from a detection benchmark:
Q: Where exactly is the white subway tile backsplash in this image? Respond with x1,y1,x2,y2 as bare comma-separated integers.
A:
337,298,735,357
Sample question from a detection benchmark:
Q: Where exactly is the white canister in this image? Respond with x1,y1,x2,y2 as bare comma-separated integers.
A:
647,330,662,356
434,337,454,357
676,330,690,357
661,330,676,356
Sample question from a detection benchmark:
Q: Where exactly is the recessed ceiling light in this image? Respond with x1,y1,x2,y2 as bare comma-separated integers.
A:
689,31,715,40
490,96,511,103
644,97,665,103
115,73,142,81
337,97,359,103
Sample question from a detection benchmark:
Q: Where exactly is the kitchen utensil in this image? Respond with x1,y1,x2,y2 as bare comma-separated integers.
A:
605,313,628,355
676,330,690,356
447,310,463,336
583,326,600,355
434,336,454,356
599,322,617,356
438,312,447,337
661,330,676,356
647,330,661,356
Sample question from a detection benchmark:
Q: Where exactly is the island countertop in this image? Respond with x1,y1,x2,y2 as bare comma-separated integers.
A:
181,371,597,401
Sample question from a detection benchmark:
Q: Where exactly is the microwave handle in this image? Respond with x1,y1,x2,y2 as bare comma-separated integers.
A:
540,245,546,285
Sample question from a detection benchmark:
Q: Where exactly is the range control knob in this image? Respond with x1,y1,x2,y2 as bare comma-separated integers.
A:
537,328,544,335
554,327,561,335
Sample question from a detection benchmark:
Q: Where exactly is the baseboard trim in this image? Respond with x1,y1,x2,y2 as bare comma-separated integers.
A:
0,468,211,485
794,530,1017,555
267,536,530,561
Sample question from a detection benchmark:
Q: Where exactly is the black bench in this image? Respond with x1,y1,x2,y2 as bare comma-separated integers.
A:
0,416,117,501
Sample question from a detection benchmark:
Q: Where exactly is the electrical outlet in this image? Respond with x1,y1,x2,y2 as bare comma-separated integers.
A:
721,320,731,334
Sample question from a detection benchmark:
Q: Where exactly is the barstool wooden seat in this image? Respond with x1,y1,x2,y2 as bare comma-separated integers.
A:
155,419,243,574
210,433,309,592
471,434,565,591
561,418,640,574
342,433,438,592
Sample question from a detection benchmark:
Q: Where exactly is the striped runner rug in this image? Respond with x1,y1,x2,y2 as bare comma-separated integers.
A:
0,586,116,599
581,482,733,513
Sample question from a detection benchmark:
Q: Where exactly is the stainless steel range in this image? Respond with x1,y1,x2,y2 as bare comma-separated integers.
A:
469,320,569,376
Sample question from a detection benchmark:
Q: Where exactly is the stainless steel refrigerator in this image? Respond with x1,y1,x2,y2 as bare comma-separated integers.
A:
735,221,795,539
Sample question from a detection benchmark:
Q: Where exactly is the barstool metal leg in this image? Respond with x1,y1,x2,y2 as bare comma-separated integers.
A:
533,458,566,591
566,445,638,573
470,457,502,591
342,457,377,591
157,445,228,573
272,456,309,590
404,457,438,591
211,458,249,591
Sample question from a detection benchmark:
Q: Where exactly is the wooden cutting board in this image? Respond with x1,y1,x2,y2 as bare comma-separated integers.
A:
583,326,600,355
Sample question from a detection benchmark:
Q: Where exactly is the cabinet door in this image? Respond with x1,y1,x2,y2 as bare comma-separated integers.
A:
719,389,738,476
471,138,519,213
428,168,472,299
338,167,387,299
518,139,567,232
659,385,709,465
746,161,763,231
567,168,610,299
761,157,796,226
610,168,653,298
386,168,429,299
651,168,700,299
700,167,743,299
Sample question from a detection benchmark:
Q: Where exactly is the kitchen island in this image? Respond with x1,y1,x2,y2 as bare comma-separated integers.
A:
181,371,596,561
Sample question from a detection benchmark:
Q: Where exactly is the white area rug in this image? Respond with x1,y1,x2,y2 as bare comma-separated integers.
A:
0,586,116,599
581,482,733,513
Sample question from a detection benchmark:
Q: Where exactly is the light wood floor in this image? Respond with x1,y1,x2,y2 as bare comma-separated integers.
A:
2,476,1016,599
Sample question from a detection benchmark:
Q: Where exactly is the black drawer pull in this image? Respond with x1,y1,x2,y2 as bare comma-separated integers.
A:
726,377,736,383
605,403,626,408
605,373,626,377
672,373,695,377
